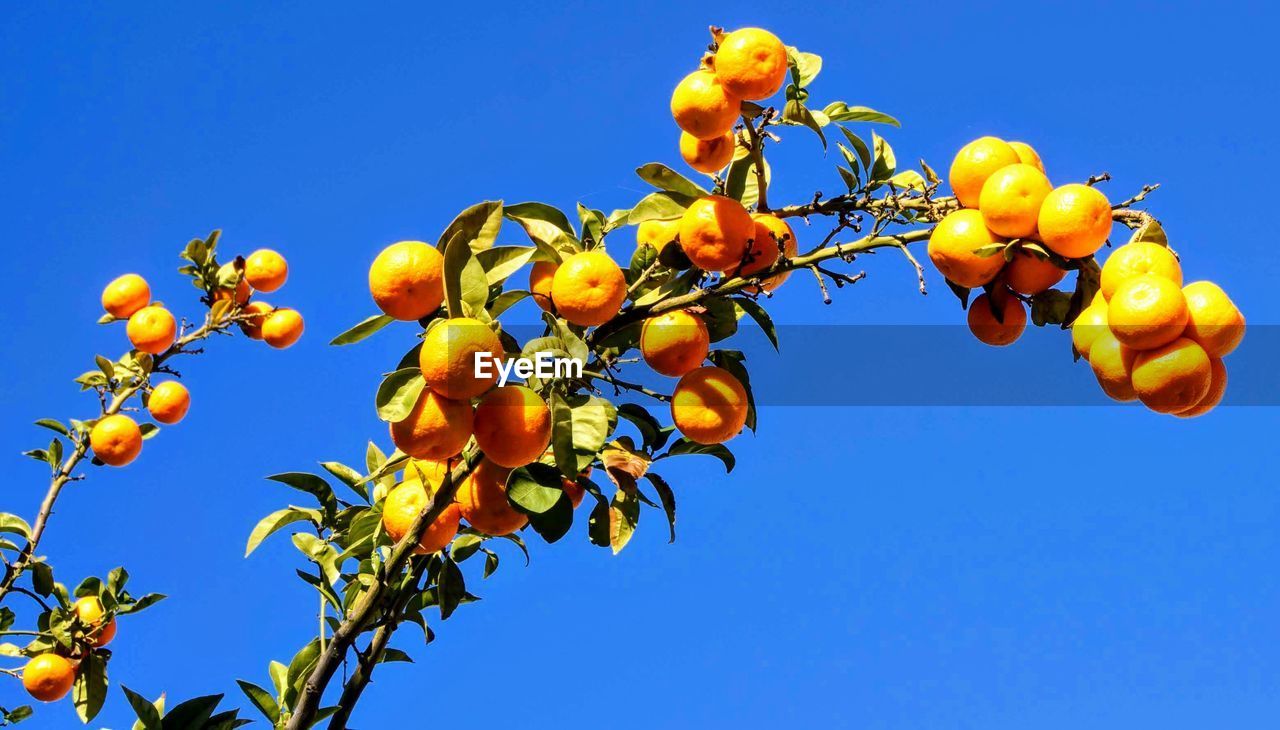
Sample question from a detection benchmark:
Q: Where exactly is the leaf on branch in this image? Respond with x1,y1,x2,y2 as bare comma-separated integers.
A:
662,438,736,473
733,297,779,351
266,473,338,520
330,314,395,346
635,163,709,198
376,368,426,423
476,246,537,286
504,202,577,251
0,513,32,541
645,472,677,543
822,102,901,127
245,507,321,557
235,680,280,723
627,191,697,226
72,650,107,723
121,685,162,730
600,440,651,494
438,200,504,252
608,488,640,555
785,46,823,88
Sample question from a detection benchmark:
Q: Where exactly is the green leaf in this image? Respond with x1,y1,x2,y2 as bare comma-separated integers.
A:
609,488,640,555
122,685,162,730
441,230,490,318
701,296,739,343
888,170,926,191
376,368,426,423
31,562,53,597
782,99,826,150
73,651,107,723
0,514,31,541
438,200,503,252
506,463,566,514
160,694,223,730
724,152,769,209
284,640,321,707
1129,219,1168,247
944,278,971,309
245,507,320,557
504,202,576,250
822,102,901,127
235,680,279,723
635,163,709,198
1030,288,1074,327
870,132,896,182
437,556,466,620
617,404,664,452
627,191,696,226
785,47,823,87
663,438,736,473
330,314,394,346
33,419,68,436
476,246,537,286
138,423,160,441
645,473,677,543
839,127,872,171
266,473,337,518
734,297,779,351
578,203,605,245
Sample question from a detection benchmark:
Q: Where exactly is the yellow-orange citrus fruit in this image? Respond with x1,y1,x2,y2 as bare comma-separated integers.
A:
680,131,736,174
1108,273,1189,351
458,458,527,536
1007,141,1044,173
381,478,462,554
90,414,142,467
1037,184,1112,259
419,316,504,399
562,476,586,509
74,596,117,647
670,69,740,140
1099,241,1183,300
102,274,151,318
755,217,799,293
949,136,1020,208
927,209,1006,288
22,654,75,702
213,277,252,306
244,249,288,292
262,308,304,349
728,213,791,279
967,291,1027,347
671,366,748,445
641,310,710,377
1175,356,1227,418
1131,337,1212,414
1182,280,1245,358
473,385,552,468
148,381,190,425
1004,249,1066,295
529,260,558,312
127,305,176,355
1071,302,1109,359
369,241,445,321
239,301,273,340
678,195,753,272
636,219,680,254
389,390,474,461
978,163,1053,238
1088,327,1138,402
549,250,628,326
404,458,453,486
713,27,788,100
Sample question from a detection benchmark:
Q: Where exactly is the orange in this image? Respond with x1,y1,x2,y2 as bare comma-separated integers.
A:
636,219,680,254
1008,141,1045,173
369,241,445,321
389,390,474,461
670,69,740,140
1004,249,1066,295
978,163,1053,238
1087,328,1138,402
381,478,462,554
457,458,527,536
1174,357,1227,418
1037,184,1112,259
22,654,75,702
127,305,177,355
1071,302,1109,359
419,317,505,399
239,301,273,340
244,249,288,292
473,385,552,468
529,260,558,312
755,216,799,293
148,381,190,425
562,476,586,509
404,458,453,486
966,290,1026,347
949,136,1020,208
1099,241,1182,300
90,414,142,467
101,273,151,318
670,366,748,445
262,308,304,349
713,27,788,100
1131,337,1212,414
549,250,628,327
641,310,710,376
74,596,117,647
927,209,1006,288
678,195,753,272
727,213,791,279
1108,274,1189,351
213,277,252,307
680,131,736,174
1182,280,1245,358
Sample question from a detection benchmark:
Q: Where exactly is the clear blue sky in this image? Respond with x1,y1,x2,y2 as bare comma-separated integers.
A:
3,2,1278,727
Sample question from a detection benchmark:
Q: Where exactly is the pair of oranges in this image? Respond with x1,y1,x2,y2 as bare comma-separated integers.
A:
21,597,117,703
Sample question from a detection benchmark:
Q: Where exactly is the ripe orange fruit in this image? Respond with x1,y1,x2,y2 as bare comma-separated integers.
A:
978,163,1053,238
726,213,791,279
528,260,558,312
473,385,552,468
678,195,753,272
1108,274,1189,351
262,308,304,349
213,277,252,307
419,317,504,399
549,250,628,327
1037,184,1112,259
1007,141,1044,173
244,249,288,292
671,366,748,445
1174,356,1227,418
148,381,190,425
949,136,1020,208
369,241,445,321
1087,328,1138,402
127,305,177,355
382,478,462,554
404,458,453,486
1003,249,1066,295
927,209,1006,288
713,27,788,100
636,219,680,254
680,131,736,174
101,274,151,319
754,216,799,293
1071,302,1109,359
90,414,142,467
239,301,273,340
641,310,710,376
1182,280,1245,358
22,654,75,702
670,69,740,140
967,290,1026,347
74,596,117,647
1131,337,1213,414
1099,241,1182,300
562,476,586,509
389,390,474,461
458,458,527,536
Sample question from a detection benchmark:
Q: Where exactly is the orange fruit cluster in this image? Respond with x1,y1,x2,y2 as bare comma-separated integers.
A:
20,596,118,702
